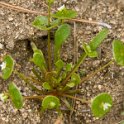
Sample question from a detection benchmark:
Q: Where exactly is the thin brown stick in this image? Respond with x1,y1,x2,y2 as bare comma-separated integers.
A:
24,95,44,100
62,94,89,104
0,1,47,16
0,1,111,27
69,22,78,124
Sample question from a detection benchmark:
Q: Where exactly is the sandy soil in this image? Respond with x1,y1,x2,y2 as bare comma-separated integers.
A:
0,0,124,124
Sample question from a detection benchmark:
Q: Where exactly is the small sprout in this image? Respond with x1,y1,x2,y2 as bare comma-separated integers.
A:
42,95,60,110
91,93,112,117
43,82,52,90
71,73,81,85
112,40,124,66
82,43,98,58
57,5,65,11
9,82,23,109
0,93,8,102
83,28,109,58
55,59,65,70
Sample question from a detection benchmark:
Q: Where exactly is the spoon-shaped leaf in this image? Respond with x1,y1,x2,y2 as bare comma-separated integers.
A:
112,40,124,66
9,82,23,109
53,9,77,19
31,42,46,71
32,53,46,70
89,28,109,50
54,24,71,60
91,93,112,118
42,95,60,110
1,55,14,80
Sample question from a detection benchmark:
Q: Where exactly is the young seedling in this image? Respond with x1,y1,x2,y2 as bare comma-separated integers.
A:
0,0,124,121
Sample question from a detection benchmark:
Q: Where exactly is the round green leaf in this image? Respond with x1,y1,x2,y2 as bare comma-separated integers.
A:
112,40,124,66
1,55,14,80
91,93,112,118
9,82,23,109
42,95,60,110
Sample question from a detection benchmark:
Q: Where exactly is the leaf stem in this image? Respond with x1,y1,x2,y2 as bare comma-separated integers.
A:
62,94,89,104
24,95,44,100
80,60,113,84
62,53,87,85
47,3,52,71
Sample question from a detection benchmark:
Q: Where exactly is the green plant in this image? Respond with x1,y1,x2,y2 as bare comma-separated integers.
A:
0,0,124,119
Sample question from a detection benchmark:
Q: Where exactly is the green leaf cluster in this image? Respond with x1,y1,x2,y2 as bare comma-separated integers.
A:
83,28,109,58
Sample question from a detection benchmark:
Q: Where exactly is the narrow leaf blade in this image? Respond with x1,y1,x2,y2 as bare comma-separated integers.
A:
89,28,109,50
9,82,23,109
112,40,124,66
55,24,71,52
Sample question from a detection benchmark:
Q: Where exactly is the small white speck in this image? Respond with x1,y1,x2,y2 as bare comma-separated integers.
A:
57,5,65,11
103,103,111,111
99,22,112,29
0,62,6,70
0,93,8,102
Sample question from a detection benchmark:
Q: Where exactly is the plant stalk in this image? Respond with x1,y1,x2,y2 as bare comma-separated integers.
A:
62,53,87,85
47,3,52,71
62,94,89,104
24,95,44,100
80,60,113,84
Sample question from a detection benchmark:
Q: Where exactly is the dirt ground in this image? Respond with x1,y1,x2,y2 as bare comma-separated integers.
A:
0,0,124,124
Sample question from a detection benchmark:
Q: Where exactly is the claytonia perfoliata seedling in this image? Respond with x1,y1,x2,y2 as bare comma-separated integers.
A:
0,0,124,121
